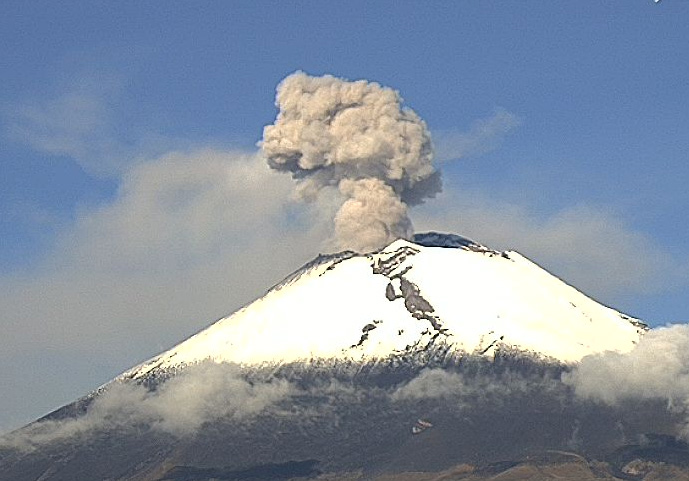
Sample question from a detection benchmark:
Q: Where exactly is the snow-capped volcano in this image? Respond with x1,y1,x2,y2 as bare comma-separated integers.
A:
4,233,678,481
125,233,645,380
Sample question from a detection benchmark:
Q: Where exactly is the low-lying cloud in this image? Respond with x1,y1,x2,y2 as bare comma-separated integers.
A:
0,356,566,452
392,366,563,403
564,324,689,438
2,362,295,451
4,334,689,455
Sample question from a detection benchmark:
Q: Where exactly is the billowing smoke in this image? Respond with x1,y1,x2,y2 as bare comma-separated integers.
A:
261,72,441,253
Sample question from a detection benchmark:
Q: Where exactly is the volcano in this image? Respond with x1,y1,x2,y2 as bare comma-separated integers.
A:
123,232,644,377
2,233,686,481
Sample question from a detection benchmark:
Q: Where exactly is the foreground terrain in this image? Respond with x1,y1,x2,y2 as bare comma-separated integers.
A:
2,354,687,480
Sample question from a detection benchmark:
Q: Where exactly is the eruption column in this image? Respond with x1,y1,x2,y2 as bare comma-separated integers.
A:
261,72,441,253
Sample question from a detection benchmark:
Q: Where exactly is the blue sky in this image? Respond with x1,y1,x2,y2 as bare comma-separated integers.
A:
1,1,688,433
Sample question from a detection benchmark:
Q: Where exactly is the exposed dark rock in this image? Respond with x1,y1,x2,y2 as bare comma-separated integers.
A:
161,459,320,481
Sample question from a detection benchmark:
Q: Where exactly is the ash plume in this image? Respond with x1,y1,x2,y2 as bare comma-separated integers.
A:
261,72,441,253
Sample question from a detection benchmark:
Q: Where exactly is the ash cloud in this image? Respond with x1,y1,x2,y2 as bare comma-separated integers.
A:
261,72,441,253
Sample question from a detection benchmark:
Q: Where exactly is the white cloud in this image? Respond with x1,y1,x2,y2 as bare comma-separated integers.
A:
392,369,466,401
564,324,689,405
1,361,295,451
563,324,689,438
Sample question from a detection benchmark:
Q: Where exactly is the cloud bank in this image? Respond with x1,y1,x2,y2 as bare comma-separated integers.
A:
0,150,326,359
0,356,564,452
564,324,689,437
2,362,295,451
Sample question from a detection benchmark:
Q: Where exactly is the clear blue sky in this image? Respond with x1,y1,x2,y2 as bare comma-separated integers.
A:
1,1,687,433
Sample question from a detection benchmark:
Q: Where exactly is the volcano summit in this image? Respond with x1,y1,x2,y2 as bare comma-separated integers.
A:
125,232,644,380
5,232,685,481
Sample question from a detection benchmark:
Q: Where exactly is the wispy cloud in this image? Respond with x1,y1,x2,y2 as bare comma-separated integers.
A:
2,73,177,177
412,188,689,309
433,108,521,162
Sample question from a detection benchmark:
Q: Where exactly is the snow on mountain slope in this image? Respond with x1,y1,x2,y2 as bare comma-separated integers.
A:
124,233,646,379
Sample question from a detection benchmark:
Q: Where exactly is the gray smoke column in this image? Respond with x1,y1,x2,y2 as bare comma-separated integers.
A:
261,72,441,253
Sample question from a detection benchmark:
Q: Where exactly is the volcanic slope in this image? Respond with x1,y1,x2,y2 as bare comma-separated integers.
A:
125,232,645,381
